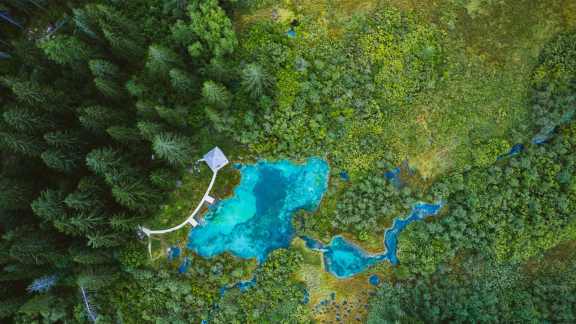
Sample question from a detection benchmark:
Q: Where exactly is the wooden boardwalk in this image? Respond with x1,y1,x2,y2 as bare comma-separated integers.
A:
139,147,228,257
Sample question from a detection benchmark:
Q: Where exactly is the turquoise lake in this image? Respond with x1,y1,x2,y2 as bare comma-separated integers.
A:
187,157,442,279
187,158,330,262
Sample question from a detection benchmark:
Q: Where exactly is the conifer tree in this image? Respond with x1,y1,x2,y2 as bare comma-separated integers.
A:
0,131,45,156
3,106,56,133
0,77,48,105
10,38,45,67
67,210,105,235
204,106,227,132
146,44,183,76
106,126,142,145
31,189,68,222
202,80,231,108
77,267,117,290
79,105,127,132
155,105,188,127
64,177,105,211
241,63,271,98
85,147,126,179
137,121,165,141
102,28,145,60
109,213,142,232
65,191,99,211
39,35,93,65
73,7,99,39
89,59,120,79
41,149,82,173
94,77,123,98
9,235,62,266
125,78,149,98
87,232,121,248
152,132,193,165
89,59,124,98
134,100,159,119
87,151,140,189
69,247,112,265
111,179,160,211
90,4,134,36
169,68,197,95
18,294,57,317
0,179,34,210
0,262,42,281
91,3,145,55
44,130,83,149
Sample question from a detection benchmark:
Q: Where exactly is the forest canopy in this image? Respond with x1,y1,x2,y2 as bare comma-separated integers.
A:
1,0,575,323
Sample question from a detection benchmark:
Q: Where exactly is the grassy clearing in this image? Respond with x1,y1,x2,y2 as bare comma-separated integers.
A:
234,0,379,34
362,0,576,178
389,0,575,177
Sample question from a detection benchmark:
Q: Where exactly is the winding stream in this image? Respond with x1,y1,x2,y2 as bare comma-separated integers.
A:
302,202,443,278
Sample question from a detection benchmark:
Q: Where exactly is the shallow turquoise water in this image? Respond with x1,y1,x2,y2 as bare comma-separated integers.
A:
187,158,329,262
303,202,443,278
187,157,442,279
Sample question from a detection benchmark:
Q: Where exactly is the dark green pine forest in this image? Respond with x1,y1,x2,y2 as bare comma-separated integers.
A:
1,0,575,323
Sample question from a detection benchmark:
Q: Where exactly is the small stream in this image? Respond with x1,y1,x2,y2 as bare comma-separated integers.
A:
302,202,443,278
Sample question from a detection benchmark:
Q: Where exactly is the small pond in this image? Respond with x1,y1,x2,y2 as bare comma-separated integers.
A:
187,158,330,262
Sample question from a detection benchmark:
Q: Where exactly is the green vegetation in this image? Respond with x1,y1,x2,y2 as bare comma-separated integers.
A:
214,249,309,323
397,32,576,276
369,242,576,323
398,121,576,275
369,27,576,321
221,7,446,174
1,0,575,322
297,163,424,242
224,0,574,178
